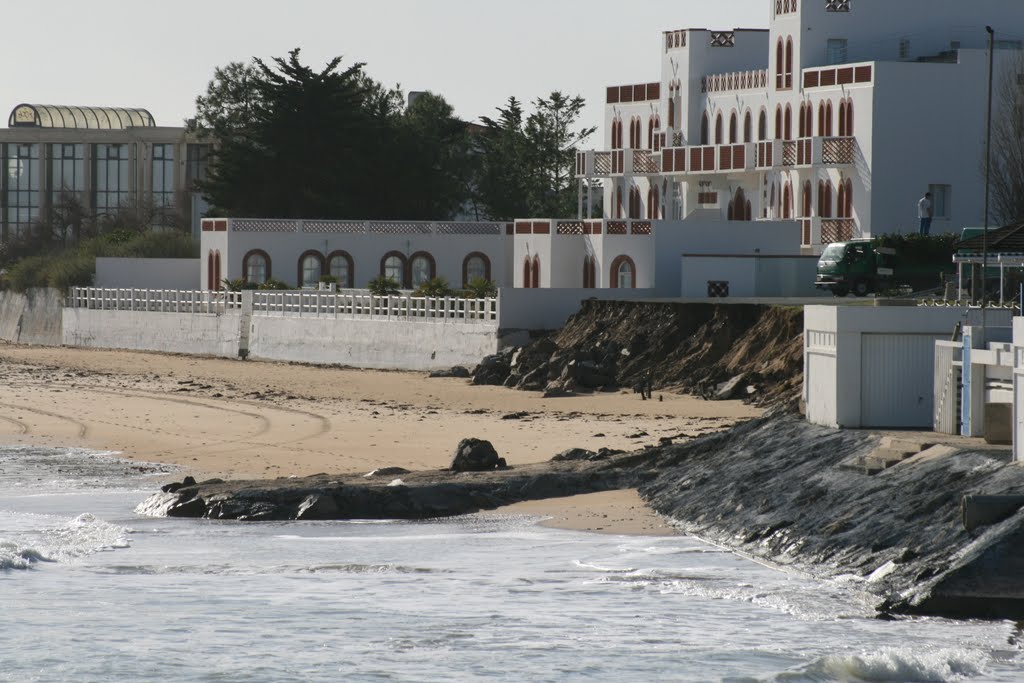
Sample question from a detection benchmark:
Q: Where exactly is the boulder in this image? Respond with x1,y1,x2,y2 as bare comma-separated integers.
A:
712,374,747,400
472,348,515,386
451,438,500,472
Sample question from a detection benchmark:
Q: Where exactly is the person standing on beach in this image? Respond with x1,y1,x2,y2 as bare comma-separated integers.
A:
918,192,933,235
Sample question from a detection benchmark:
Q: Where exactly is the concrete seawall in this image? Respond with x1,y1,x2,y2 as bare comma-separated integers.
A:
0,289,63,346
62,308,243,358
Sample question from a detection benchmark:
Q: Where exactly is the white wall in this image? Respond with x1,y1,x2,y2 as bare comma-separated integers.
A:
211,228,511,291
248,317,499,371
655,213,802,296
62,309,242,358
96,258,200,289
681,254,823,298
0,288,63,346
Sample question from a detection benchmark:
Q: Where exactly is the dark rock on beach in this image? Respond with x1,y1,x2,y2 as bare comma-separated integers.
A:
451,438,500,472
428,366,471,379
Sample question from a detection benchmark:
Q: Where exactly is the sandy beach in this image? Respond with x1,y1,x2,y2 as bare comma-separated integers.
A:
0,344,760,533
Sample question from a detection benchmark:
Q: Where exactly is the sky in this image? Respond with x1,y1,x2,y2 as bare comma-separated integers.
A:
3,0,769,136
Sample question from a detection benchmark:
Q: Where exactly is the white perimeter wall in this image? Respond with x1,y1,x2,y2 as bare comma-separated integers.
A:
95,258,200,289
681,255,823,298
62,309,242,358
248,317,499,371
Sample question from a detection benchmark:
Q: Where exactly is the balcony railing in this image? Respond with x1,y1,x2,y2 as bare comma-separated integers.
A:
577,137,856,178
701,69,768,93
515,219,655,237
575,149,662,177
202,218,509,235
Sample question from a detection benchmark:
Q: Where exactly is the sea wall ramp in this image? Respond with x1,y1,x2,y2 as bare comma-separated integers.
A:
640,415,1024,619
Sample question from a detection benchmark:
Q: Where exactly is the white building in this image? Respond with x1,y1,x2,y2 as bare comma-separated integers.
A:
200,1,1023,295
578,0,1023,250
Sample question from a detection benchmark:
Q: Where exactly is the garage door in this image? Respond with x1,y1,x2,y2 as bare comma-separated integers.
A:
861,333,944,428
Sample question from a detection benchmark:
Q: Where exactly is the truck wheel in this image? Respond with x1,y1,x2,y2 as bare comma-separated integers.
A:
852,279,870,297
831,286,849,298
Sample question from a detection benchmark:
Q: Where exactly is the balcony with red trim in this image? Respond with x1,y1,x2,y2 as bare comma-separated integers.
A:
513,218,654,237
575,149,662,177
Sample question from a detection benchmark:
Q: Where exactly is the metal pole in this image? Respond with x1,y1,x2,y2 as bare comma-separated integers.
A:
983,25,995,329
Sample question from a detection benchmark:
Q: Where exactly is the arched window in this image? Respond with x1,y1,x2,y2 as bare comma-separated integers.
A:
298,250,324,288
802,180,812,217
818,102,826,136
243,249,271,285
647,186,660,219
776,38,784,89
838,101,847,138
734,188,747,221
326,250,353,288
775,105,782,139
837,180,846,218
207,251,215,290
531,255,540,289
817,180,833,217
745,199,752,221
213,250,222,290
729,112,738,143
783,182,793,218
744,110,752,142
612,118,623,149
616,185,623,219
770,182,777,217
668,99,676,133
758,109,767,141
610,255,636,289
701,113,709,145
785,37,794,89
629,184,641,219
409,252,436,288
715,113,723,145
583,256,597,288
522,257,531,288
846,99,854,136
381,251,407,287
825,100,833,136
462,252,491,286
784,104,792,140
647,117,655,149
844,178,853,218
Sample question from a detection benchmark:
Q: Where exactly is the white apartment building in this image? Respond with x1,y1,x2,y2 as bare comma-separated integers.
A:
577,0,1024,250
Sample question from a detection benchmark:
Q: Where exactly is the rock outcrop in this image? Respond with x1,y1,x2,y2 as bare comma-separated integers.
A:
471,302,803,407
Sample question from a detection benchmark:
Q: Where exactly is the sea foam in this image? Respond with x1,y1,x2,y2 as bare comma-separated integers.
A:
782,646,987,682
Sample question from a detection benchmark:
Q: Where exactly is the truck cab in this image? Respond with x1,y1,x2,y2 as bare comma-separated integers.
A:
815,239,895,297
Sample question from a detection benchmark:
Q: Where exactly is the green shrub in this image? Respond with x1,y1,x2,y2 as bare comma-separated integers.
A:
413,276,455,297
461,277,497,298
368,275,401,296
258,278,290,290
319,274,339,285
5,255,50,292
46,252,95,290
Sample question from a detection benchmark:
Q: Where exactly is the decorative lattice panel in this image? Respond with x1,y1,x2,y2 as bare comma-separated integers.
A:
231,219,298,232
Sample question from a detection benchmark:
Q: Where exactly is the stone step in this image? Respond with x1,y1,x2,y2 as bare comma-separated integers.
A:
878,436,934,453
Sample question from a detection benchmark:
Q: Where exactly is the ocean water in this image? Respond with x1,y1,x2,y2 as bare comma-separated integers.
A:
1,445,1023,682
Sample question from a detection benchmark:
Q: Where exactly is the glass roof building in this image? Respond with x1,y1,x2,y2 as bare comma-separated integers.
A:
0,103,210,243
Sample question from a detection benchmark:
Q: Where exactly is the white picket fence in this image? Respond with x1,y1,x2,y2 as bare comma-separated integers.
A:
66,287,498,323
252,291,497,323
67,288,242,314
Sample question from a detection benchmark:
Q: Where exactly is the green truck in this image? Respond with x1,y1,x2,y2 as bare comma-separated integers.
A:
815,238,955,297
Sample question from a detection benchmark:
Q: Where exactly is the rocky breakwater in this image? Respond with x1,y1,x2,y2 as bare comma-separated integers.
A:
136,439,652,522
640,414,1024,619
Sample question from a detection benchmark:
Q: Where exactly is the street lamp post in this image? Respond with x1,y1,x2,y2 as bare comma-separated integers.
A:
983,25,995,328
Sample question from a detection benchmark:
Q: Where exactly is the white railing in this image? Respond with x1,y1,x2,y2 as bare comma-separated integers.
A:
207,218,508,236
252,291,498,323
67,288,242,314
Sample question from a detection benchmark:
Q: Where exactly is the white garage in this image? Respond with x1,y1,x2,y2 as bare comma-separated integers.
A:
804,305,1013,429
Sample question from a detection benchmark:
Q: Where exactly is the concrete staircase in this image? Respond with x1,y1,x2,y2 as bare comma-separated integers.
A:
840,436,935,475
